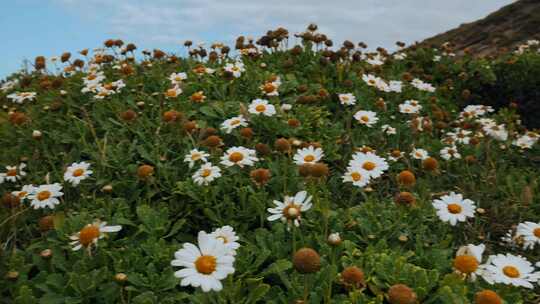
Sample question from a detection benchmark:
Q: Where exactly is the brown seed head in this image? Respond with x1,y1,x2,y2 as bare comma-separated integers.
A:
137,165,154,179
474,290,502,304
397,170,416,187
341,266,365,290
293,248,321,274
388,284,417,304
250,168,271,186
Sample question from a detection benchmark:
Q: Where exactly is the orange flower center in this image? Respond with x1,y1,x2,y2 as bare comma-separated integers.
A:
362,161,376,171
255,104,266,112
72,168,85,177
360,116,369,123
17,191,27,198
166,89,178,97
453,255,479,274
201,169,212,177
230,119,241,126
6,169,17,176
351,172,362,181
37,191,51,201
191,154,201,161
79,225,100,247
229,152,244,163
502,266,520,278
195,255,217,274
303,155,315,162
263,83,276,93
87,74,97,81
447,203,462,214
191,92,204,102
534,228,540,238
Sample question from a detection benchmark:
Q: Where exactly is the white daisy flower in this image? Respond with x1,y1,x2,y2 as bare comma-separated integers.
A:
184,149,210,168
483,124,508,141
399,100,422,114
280,104,293,112
210,225,240,256
293,146,324,165
165,86,183,99
248,99,276,117
12,184,36,202
193,163,221,186
381,124,396,135
432,192,476,226
454,244,485,281
388,80,403,93
260,81,279,96
516,221,540,250
350,152,388,179
169,72,187,85
28,183,63,209
7,92,37,104
338,93,356,106
267,191,313,229
1,163,27,182
411,78,436,92
220,147,258,168
224,62,245,78
445,128,472,145
410,148,429,160
342,166,370,188
440,146,461,160
479,254,540,289
69,220,122,251
63,162,92,186
220,115,248,134
171,231,235,292
354,110,378,127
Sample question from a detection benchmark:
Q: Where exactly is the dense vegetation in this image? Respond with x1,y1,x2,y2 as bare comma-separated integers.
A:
0,25,539,303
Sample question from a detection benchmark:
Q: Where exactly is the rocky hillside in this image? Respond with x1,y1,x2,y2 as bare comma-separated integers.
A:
419,0,540,57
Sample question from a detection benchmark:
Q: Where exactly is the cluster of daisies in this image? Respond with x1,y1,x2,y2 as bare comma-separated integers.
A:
433,192,540,289
81,66,126,99
171,226,239,292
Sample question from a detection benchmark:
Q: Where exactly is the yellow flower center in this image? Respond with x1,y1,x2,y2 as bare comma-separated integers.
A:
255,104,266,112
362,161,376,171
17,191,27,198
37,191,51,201
195,255,217,274
79,225,100,247
191,153,201,161
230,119,241,126
534,228,540,238
201,169,212,177
303,155,315,162
6,169,17,176
502,266,520,278
447,203,462,214
229,152,244,163
351,172,362,181
360,116,369,123
87,74,97,81
72,168,85,177
216,236,229,244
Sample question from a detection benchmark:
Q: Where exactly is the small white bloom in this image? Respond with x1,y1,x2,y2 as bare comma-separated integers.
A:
248,99,276,116
171,231,235,292
221,116,248,134
220,147,258,168
64,162,93,186
354,110,378,127
184,149,210,168
293,146,324,165
338,93,356,106
28,183,64,209
267,191,313,229
432,192,476,226
192,163,221,186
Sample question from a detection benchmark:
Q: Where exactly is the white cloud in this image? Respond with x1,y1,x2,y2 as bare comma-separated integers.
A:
55,0,515,50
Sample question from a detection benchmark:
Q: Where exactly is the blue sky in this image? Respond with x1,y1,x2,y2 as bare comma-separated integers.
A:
0,0,515,78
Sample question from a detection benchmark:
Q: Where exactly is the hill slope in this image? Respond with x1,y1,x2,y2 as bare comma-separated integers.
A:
419,0,540,56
